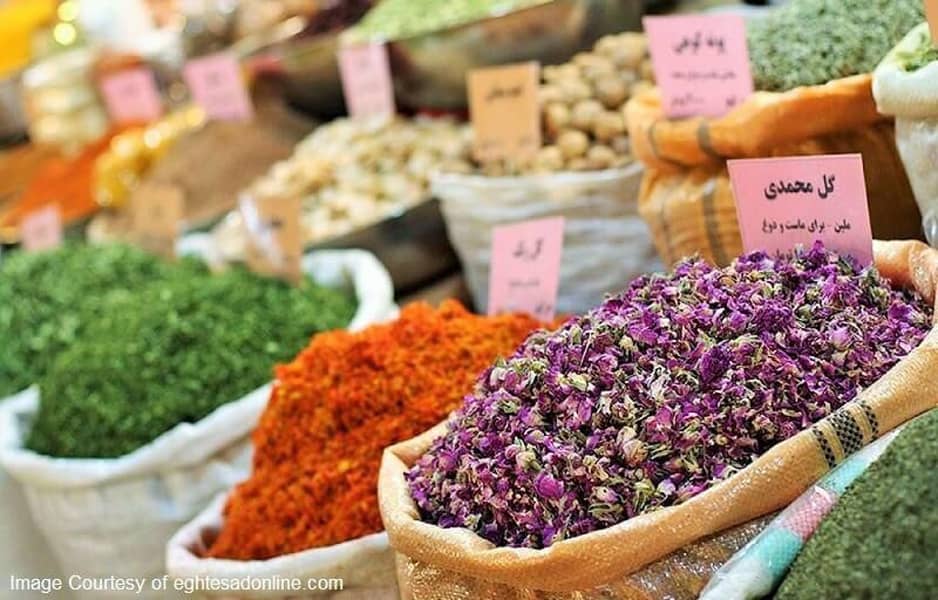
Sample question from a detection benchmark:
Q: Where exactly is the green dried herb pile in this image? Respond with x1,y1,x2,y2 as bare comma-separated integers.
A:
0,244,356,458
747,0,924,91
0,243,175,397
776,409,938,599
352,0,548,41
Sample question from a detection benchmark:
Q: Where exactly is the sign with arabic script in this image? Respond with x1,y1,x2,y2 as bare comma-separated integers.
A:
488,217,564,322
728,154,872,266
644,14,753,118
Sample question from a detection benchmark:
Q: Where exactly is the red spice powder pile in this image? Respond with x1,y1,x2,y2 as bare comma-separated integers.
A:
208,300,546,560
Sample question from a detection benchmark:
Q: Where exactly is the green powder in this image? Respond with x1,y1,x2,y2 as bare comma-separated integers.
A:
776,409,938,599
747,0,924,91
352,0,548,41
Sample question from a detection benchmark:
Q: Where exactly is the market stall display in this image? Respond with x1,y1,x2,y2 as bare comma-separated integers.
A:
873,22,938,247
167,301,548,596
775,408,938,600
380,239,938,597
627,0,925,267
3,1,938,598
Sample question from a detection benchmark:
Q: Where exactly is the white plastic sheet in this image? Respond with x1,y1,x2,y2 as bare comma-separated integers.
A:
873,22,938,246
166,493,398,599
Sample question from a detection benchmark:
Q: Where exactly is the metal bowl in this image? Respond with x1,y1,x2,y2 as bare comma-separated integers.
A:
249,0,644,116
388,0,645,110
235,17,347,118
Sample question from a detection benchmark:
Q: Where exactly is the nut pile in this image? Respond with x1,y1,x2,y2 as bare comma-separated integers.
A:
212,116,471,258
473,33,653,176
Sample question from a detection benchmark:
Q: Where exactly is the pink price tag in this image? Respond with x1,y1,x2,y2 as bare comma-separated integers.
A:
728,154,873,266
183,52,253,121
100,68,163,124
488,217,565,322
21,205,63,253
338,43,395,119
643,15,753,118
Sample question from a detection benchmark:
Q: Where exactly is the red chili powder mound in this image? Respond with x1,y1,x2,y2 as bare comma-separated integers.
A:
208,300,547,560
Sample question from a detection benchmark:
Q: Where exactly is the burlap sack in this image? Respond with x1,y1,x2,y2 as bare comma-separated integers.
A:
378,240,938,599
626,76,922,266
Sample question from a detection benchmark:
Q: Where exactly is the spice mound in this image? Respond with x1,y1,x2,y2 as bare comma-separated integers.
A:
747,0,923,92
0,243,172,398
352,0,547,42
208,301,546,560
407,243,933,549
211,116,470,259
26,262,356,458
777,409,938,600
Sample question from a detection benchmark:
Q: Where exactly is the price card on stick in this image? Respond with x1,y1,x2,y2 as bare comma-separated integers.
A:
21,205,63,252
131,182,184,260
183,52,253,121
728,153,873,266
338,43,396,119
467,62,542,164
100,67,163,124
240,194,303,284
643,15,753,118
488,217,565,322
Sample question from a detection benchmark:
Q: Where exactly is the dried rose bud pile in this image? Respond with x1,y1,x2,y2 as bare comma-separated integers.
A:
407,243,933,549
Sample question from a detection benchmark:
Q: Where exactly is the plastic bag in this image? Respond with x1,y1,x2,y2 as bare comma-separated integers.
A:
700,425,904,600
873,22,938,246
626,76,922,266
0,390,64,590
0,249,397,600
431,166,662,315
377,240,938,598
166,493,398,599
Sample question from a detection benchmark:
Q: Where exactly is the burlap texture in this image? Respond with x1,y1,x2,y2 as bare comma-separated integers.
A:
626,75,883,173
625,76,921,267
378,240,938,598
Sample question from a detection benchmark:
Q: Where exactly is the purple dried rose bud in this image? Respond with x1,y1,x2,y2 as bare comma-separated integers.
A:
406,242,932,549
535,473,564,499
